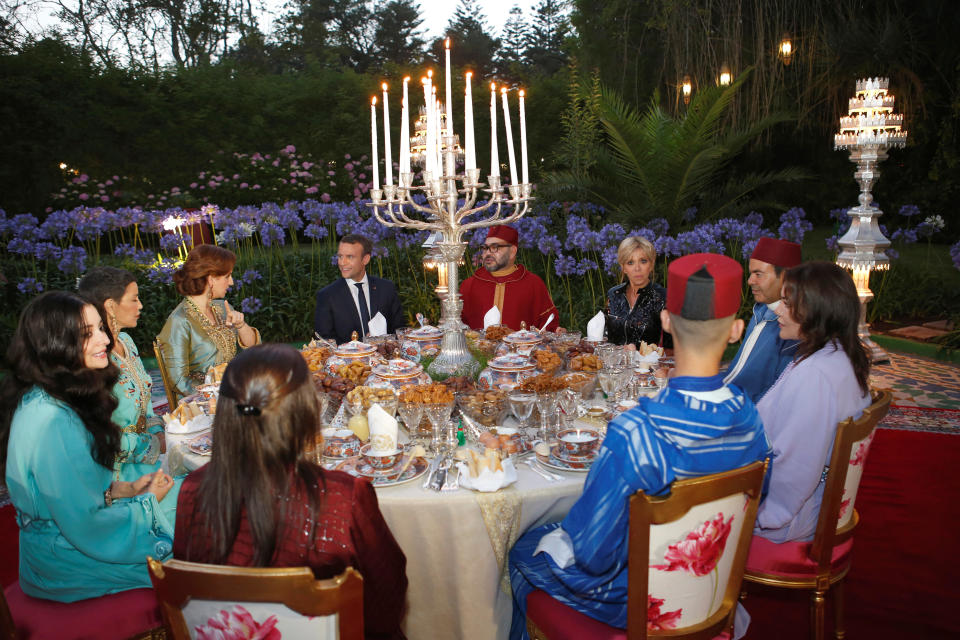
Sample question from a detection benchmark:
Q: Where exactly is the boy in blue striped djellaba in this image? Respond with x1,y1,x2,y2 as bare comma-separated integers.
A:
508,253,773,639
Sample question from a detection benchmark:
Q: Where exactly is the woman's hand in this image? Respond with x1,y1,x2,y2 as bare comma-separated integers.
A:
225,300,258,347
223,301,247,329
137,469,175,502
109,480,135,499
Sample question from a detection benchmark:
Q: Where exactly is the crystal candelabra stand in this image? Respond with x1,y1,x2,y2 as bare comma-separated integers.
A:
367,141,533,377
834,77,907,363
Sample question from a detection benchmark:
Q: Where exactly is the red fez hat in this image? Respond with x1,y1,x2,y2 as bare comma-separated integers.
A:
667,253,743,320
486,225,519,246
750,237,802,268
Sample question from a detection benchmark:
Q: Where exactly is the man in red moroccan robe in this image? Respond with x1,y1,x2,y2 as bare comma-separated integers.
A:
460,225,560,332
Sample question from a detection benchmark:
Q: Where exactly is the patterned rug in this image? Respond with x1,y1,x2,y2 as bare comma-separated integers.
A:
870,352,960,409
878,405,960,436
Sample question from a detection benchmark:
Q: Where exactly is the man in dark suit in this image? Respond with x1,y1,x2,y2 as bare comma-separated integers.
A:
314,233,406,344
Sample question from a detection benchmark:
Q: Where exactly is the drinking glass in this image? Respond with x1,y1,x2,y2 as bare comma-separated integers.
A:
397,402,424,445
534,391,559,445
508,391,536,435
558,388,581,430
598,367,624,408
425,402,454,456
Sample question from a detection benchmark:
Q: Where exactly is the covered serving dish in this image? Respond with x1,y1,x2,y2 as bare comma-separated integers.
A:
400,325,444,361
325,334,384,373
477,353,539,390
366,359,432,390
496,326,545,356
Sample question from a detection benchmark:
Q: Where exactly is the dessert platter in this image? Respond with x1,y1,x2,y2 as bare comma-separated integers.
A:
186,431,213,456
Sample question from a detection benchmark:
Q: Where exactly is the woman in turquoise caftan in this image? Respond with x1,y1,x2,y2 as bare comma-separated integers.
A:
157,244,261,397
1,292,175,602
79,266,183,525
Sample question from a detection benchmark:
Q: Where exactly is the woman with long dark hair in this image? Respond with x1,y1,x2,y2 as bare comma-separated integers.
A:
158,244,261,396
79,266,182,523
173,343,407,639
754,261,871,542
1,291,175,601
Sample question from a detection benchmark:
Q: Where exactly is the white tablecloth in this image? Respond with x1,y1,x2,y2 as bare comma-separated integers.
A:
165,433,585,640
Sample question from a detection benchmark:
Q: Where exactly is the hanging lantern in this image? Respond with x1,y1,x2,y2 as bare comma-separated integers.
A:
718,64,732,86
778,35,794,65
681,75,693,104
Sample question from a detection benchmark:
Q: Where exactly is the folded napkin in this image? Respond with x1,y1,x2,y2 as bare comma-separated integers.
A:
637,351,660,365
368,403,398,454
456,457,518,492
586,311,605,340
483,306,501,330
534,526,576,569
368,312,387,337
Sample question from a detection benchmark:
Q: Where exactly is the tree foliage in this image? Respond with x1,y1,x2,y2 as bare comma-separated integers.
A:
545,70,807,227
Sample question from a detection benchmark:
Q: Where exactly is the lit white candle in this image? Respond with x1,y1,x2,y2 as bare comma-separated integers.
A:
400,77,410,175
501,87,519,186
465,71,476,171
444,38,454,146
490,82,499,177
423,73,434,175
381,83,392,186
519,88,528,184
370,96,380,190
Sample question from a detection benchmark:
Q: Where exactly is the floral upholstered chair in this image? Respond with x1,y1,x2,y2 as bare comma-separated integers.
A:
526,460,768,639
742,389,892,640
147,558,363,640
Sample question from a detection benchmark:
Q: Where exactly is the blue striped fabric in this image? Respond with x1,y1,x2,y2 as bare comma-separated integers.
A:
509,373,771,638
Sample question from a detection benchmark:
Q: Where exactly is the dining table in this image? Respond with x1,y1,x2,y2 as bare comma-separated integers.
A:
165,423,588,640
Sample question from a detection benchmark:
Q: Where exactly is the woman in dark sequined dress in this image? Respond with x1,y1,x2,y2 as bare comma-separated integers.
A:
605,237,672,350
173,344,407,639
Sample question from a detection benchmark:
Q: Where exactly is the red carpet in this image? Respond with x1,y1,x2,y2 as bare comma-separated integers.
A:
744,428,960,639
1,429,957,636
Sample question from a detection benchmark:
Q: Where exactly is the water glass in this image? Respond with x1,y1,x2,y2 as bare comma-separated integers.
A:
397,402,424,444
558,388,581,429
425,402,454,456
508,392,536,433
534,392,559,445
598,367,624,406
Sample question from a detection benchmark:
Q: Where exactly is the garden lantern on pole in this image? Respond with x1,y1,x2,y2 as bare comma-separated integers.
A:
778,35,794,65
834,77,907,363
681,75,693,104
718,64,732,86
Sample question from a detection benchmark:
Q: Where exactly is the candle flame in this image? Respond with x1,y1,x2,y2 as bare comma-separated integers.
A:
500,87,507,94
381,82,387,91
403,76,410,83
445,38,450,49
466,71,473,78
519,89,525,97
427,69,433,79
421,77,427,84
490,82,496,91
371,96,377,105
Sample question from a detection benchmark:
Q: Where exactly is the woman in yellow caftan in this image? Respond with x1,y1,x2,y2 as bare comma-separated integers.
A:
157,245,261,397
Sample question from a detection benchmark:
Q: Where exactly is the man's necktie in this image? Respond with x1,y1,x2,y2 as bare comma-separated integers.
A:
355,282,371,337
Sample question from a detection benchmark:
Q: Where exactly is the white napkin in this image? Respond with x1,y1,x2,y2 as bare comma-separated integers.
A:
368,312,387,337
164,413,213,435
586,311,605,340
534,526,576,569
638,351,660,365
483,306,501,330
367,404,398,453
456,457,518,492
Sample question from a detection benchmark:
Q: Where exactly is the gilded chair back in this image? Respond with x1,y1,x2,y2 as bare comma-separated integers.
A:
627,460,768,639
809,388,892,570
147,558,364,640
153,338,180,411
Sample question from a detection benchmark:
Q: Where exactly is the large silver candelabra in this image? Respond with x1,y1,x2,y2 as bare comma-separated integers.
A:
368,147,532,377
834,77,907,363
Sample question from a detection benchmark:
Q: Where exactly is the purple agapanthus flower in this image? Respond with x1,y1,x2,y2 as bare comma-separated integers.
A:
777,207,813,244
240,297,263,314
58,245,87,274
17,277,43,294
260,222,286,247
950,241,960,271
898,204,921,218
554,254,577,276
